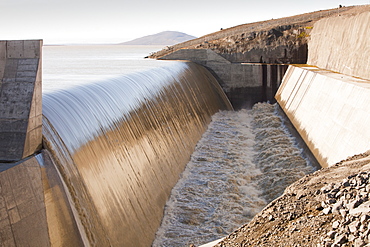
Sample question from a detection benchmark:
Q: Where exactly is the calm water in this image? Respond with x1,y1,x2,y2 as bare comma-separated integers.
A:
42,45,170,92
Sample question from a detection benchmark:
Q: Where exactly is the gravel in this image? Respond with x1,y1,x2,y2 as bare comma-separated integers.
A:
214,151,370,247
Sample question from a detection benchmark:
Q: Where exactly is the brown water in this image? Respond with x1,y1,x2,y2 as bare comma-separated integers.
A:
42,61,232,246
152,103,317,246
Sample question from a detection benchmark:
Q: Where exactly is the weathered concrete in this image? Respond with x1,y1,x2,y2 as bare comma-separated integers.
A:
0,154,49,246
0,152,84,247
307,10,370,80
276,8,370,168
276,65,370,168
0,40,42,162
160,49,288,109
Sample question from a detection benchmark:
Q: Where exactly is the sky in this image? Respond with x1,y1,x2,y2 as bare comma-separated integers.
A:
0,0,368,44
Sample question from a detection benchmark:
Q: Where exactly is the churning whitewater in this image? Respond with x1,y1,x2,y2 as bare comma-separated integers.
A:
153,103,317,247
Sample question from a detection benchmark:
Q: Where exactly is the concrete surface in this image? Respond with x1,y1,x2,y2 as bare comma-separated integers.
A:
160,49,288,109
307,10,370,80
0,154,49,246
0,151,84,247
39,150,85,246
0,40,42,162
276,65,370,168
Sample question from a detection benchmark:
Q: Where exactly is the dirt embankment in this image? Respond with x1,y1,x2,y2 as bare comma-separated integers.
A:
149,6,363,61
215,151,370,246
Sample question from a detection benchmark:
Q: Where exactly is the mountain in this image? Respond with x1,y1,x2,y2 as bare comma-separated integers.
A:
119,31,196,46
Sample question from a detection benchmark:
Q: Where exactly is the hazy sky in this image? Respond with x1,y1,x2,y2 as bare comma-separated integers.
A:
0,0,368,44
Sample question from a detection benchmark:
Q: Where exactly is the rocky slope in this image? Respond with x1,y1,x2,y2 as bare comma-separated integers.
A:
149,6,369,64
215,151,370,246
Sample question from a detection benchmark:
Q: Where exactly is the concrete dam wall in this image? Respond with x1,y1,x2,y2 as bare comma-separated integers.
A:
0,6,369,247
276,8,370,167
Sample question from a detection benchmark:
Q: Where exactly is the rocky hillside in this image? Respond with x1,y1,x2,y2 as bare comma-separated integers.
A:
149,6,359,63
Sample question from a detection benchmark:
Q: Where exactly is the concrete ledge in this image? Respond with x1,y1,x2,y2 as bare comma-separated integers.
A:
276,65,370,167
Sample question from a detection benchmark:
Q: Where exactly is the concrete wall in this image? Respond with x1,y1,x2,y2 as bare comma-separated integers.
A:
276,65,370,167
0,154,49,246
160,49,288,109
276,9,370,168
0,40,43,162
0,152,84,247
307,10,370,80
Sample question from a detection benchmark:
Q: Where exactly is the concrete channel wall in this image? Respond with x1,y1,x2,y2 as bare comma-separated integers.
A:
277,10,370,167
0,40,43,162
276,65,370,167
307,10,370,80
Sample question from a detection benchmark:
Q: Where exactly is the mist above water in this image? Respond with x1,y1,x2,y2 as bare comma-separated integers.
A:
153,103,317,247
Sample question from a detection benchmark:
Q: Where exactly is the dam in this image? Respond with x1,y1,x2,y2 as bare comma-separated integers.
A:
0,5,369,247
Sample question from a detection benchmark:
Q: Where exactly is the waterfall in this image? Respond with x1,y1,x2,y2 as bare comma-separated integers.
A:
42,61,232,246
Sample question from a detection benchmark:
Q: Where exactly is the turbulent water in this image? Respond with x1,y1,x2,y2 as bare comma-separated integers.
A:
42,45,318,247
153,103,317,247
42,61,232,246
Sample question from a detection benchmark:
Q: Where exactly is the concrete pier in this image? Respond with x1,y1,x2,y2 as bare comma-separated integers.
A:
0,40,42,162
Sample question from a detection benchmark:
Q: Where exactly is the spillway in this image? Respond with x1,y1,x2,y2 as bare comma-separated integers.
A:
152,103,317,246
42,61,232,246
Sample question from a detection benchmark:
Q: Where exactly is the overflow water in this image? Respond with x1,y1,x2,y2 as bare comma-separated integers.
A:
42,61,232,246
42,46,318,247
152,103,317,247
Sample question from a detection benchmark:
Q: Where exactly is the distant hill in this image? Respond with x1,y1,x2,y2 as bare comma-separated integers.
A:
119,31,197,46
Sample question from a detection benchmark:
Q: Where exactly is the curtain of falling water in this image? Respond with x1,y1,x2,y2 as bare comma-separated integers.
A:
42,61,232,247
153,103,318,247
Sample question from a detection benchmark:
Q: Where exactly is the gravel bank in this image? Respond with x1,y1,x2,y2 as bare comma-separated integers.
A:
215,151,370,246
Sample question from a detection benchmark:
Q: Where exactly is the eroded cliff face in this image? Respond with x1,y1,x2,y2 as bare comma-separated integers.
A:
192,25,310,64
149,6,356,64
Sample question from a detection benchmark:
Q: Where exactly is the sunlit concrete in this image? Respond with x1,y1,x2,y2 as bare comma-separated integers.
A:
0,40,42,162
276,65,370,167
